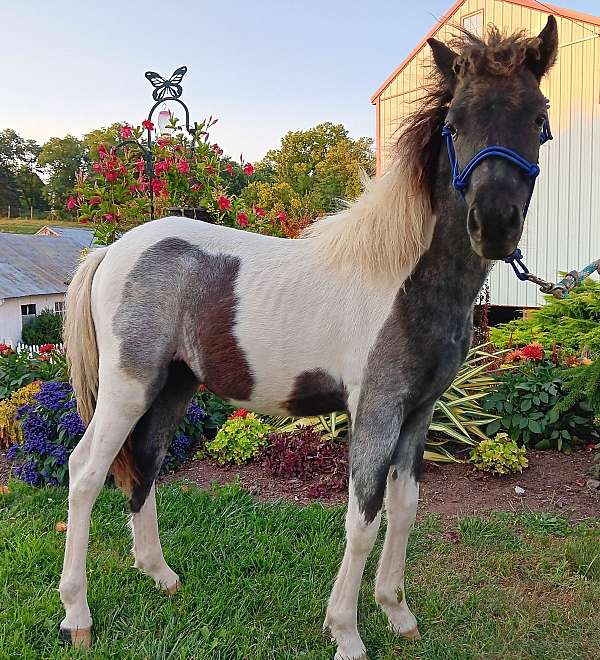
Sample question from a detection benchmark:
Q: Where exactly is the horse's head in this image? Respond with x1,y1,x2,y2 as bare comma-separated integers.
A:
428,17,558,260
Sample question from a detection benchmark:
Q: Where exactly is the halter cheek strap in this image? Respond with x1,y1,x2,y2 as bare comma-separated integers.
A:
441,119,552,275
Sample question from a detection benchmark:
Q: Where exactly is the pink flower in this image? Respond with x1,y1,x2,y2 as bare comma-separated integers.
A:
276,210,288,222
120,124,133,139
152,178,167,196
253,205,266,217
177,159,190,174
211,143,223,156
243,163,255,176
237,212,249,228
206,165,215,175
226,163,234,175
92,162,102,173
98,145,108,159
135,157,145,173
102,213,114,221
217,195,231,211
142,119,154,131
104,170,118,182
89,195,101,205
157,136,171,148
154,159,171,175
67,196,77,210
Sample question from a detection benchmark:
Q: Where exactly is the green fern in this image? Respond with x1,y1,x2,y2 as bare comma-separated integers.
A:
555,360,600,419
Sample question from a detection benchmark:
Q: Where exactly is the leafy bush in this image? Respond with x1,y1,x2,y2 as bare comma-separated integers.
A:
7,382,207,486
262,427,348,493
470,433,528,474
0,381,40,448
556,358,600,420
21,309,63,345
194,387,234,437
491,280,600,354
200,410,270,464
483,349,595,449
0,344,68,399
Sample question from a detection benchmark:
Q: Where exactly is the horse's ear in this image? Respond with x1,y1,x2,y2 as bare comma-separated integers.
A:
526,15,558,81
427,38,459,92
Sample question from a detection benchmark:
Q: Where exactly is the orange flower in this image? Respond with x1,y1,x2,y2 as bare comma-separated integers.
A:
504,349,524,364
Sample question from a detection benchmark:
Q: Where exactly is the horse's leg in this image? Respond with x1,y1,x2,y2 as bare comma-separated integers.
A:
128,361,198,591
325,396,402,660
59,376,147,647
374,406,432,640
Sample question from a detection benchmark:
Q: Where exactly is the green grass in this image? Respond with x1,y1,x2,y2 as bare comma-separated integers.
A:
0,217,82,235
1,481,599,659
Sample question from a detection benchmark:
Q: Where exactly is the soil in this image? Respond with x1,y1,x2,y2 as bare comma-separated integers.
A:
2,448,598,521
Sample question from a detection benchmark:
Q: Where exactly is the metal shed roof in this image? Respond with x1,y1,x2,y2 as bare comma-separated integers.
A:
0,234,84,299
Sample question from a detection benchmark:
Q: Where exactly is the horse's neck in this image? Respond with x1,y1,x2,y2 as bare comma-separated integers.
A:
399,167,488,314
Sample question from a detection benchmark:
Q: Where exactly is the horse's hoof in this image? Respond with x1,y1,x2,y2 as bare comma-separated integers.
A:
400,626,421,641
59,626,92,648
165,579,181,595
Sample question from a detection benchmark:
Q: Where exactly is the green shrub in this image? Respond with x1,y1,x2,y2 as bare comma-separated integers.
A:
470,433,528,475
194,388,234,437
491,280,600,354
21,309,63,345
201,410,270,464
483,358,595,450
556,359,600,420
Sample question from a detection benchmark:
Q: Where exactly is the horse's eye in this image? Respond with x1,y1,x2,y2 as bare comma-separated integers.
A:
534,115,547,130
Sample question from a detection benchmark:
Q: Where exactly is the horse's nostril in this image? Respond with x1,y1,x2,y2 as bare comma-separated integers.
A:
468,206,481,241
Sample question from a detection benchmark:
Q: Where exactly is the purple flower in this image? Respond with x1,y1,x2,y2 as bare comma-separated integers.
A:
35,381,73,411
6,444,20,461
186,401,206,426
20,412,53,448
15,461,40,486
48,443,68,465
16,404,34,420
58,411,86,439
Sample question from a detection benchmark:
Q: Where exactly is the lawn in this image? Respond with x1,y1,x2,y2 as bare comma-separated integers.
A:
0,217,82,235
1,482,599,660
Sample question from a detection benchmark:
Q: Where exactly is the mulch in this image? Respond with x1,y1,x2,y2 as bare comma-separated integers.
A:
1,447,598,521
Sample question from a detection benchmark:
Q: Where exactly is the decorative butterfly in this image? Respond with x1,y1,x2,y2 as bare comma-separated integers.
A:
145,66,188,101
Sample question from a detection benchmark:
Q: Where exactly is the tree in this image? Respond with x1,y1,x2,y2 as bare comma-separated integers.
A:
241,122,374,222
82,123,123,160
38,135,86,211
0,130,45,213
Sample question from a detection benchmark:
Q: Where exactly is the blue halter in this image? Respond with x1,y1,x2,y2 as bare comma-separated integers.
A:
441,119,552,280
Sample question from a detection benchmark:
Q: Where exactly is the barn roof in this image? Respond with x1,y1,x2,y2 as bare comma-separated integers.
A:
370,0,600,104
0,234,84,299
35,225,94,248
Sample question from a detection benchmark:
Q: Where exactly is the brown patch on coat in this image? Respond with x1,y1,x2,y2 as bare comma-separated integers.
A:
110,437,139,494
283,369,347,416
196,259,254,401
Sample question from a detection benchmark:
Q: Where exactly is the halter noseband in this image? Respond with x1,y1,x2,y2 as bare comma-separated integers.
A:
441,119,552,279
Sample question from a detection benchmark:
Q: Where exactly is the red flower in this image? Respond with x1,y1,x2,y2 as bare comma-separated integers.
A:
104,169,118,182
177,159,190,174
0,343,11,352
276,210,288,222
522,342,544,361
92,162,102,173
217,195,231,211
237,212,249,228
80,218,89,224
135,157,145,174
253,205,266,218
142,119,154,131
211,143,223,156
67,196,77,210
157,136,171,148
243,163,254,176
229,408,249,419
120,124,133,139
98,145,108,159
102,213,114,221
154,159,171,175
206,164,215,175
39,343,56,354
152,178,167,196
89,195,101,205
226,163,234,175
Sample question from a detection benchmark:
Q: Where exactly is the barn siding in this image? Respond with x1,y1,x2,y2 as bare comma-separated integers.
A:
376,0,600,307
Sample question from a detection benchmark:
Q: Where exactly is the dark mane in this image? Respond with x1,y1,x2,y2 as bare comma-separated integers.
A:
396,26,549,199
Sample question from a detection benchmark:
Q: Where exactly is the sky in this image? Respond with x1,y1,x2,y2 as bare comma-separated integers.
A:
2,0,599,162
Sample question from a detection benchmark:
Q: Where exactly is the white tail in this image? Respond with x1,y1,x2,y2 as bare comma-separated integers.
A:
63,248,108,424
